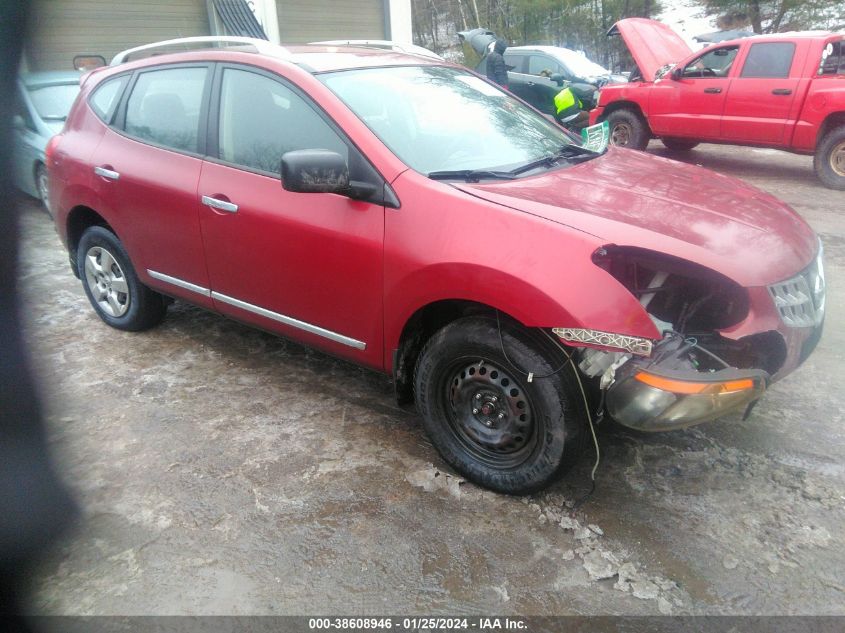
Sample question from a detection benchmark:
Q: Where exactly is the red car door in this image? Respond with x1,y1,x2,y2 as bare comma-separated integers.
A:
648,45,739,139
90,64,213,308
197,65,385,368
722,41,802,144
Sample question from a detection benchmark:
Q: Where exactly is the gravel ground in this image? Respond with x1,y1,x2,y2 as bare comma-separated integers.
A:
17,142,845,615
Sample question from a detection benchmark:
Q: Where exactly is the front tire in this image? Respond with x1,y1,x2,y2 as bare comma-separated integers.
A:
814,126,845,190
414,317,585,495
606,109,649,150
77,226,167,331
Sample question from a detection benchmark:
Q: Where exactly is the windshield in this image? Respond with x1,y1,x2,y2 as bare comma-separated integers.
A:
27,83,79,121
320,66,582,175
552,49,611,79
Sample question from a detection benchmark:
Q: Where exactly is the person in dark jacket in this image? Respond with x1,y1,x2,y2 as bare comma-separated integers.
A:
485,39,509,87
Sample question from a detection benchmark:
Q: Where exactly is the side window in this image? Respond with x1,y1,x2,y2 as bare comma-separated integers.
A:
503,53,525,73
217,68,347,174
528,55,563,77
819,41,844,76
741,42,795,78
89,75,128,123
124,67,207,153
682,46,739,78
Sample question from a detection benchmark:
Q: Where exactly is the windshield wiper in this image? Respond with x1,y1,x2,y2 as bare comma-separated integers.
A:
509,145,601,175
427,169,517,182
429,145,602,182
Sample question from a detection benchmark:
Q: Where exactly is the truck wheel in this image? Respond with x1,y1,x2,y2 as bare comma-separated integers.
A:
814,126,845,190
77,226,167,331
661,138,699,152
606,109,649,151
414,316,585,495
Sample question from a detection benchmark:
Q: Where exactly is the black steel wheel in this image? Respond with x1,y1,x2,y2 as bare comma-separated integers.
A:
445,357,537,469
415,316,585,494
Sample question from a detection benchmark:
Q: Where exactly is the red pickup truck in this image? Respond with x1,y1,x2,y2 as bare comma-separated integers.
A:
591,19,845,189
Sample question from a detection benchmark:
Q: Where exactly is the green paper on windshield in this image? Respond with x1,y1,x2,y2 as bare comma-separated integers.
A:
580,121,609,153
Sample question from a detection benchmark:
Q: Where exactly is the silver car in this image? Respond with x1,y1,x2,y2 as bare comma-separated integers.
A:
13,71,81,211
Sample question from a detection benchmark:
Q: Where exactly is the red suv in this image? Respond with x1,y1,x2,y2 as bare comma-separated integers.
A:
48,37,824,494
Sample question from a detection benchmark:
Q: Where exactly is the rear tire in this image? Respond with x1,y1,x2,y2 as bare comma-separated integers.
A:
606,109,649,150
814,126,845,190
661,137,699,152
414,317,585,495
35,163,51,214
77,226,167,331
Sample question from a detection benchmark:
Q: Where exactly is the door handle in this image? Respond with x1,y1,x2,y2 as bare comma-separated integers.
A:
703,87,722,94
201,195,238,213
772,88,792,96
94,166,120,180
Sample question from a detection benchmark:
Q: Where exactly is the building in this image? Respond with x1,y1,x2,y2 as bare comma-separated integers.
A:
26,0,413,70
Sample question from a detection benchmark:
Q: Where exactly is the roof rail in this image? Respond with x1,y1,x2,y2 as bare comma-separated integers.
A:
110,36,292,66
310,40,443,61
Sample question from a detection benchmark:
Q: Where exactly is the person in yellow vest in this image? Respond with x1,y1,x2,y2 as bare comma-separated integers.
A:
553,84,590,131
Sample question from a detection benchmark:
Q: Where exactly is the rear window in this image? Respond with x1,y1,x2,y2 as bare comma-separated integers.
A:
819,40,845,76
89,76,128,123
740,42,795,78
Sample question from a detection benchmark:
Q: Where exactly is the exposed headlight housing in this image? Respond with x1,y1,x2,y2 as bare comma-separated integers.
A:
552,327,653,356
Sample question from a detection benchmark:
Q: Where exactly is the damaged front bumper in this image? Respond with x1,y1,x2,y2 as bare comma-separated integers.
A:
605,360,768,432
566,240,826,432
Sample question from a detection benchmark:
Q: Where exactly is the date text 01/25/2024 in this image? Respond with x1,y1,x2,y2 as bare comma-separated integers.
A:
308,617,528,631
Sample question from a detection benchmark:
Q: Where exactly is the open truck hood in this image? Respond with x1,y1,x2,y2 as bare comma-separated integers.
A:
608,18,692,81
452,148,816,288
458,28,496,57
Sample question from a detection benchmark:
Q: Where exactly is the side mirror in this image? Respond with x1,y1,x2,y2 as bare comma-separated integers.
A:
550,73,565,86
281,149,350,194
280,149,378,201
670,67,682,81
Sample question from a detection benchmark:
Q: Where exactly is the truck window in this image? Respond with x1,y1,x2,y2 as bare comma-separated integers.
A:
819,41,844,76
682,46,739,78
740,42,795,78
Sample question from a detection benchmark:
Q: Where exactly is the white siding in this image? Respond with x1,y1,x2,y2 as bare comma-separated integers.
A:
277,0,385,44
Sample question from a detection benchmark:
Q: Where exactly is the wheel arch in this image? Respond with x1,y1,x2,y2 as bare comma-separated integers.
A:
598,101,652,133
391,299,573,406
66,205,114,277
817,111,845,146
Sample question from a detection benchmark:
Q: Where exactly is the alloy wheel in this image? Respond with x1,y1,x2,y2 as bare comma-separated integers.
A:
84,246,130,317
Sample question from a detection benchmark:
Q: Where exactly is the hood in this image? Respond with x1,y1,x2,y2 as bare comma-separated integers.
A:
608,18,692,81
453,148,816,287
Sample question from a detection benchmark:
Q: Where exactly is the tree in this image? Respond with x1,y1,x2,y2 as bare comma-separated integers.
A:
704,0,845,33
411,0,663,70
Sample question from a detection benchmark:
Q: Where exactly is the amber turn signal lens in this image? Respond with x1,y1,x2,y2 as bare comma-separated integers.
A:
634,371,755,395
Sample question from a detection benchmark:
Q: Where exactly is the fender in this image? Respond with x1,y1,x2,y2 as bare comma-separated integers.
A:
384,261,659,373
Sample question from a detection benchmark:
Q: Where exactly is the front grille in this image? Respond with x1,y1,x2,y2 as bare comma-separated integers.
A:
769,243,825,328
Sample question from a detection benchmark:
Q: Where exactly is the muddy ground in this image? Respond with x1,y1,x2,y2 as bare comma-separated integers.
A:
17,143,845,615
